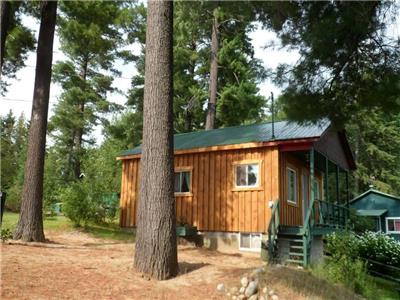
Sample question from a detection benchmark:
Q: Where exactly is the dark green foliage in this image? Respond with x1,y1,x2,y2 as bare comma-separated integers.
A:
325,231,400,288
259,1,400,125
0,111,28,211
61,140,122,226
347,110,400,196
122,0,267,142
0,228,13,242
349,209,377,234
1,1,36,94
50,0,126,181
321,231,377,298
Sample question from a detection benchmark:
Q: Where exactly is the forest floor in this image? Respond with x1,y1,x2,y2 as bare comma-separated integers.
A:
1,213,393,300
2,229,263,300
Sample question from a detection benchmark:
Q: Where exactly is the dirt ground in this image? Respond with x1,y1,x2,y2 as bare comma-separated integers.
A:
1,230,266,300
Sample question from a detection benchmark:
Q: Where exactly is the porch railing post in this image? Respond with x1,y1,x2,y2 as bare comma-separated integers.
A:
336,165,340,227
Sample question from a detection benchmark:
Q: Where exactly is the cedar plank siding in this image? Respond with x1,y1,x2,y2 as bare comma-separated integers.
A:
279,152,324,226
120,146,280,232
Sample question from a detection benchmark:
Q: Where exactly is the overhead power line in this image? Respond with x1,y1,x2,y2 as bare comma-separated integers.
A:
1,97,58,104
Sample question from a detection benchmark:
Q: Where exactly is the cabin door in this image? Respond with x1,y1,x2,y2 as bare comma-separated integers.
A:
302,171,310,223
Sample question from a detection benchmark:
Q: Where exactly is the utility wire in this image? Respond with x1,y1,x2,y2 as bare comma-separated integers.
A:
1,97,58,104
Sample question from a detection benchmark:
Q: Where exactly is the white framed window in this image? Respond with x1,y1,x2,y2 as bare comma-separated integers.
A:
174,170,191,194
313,179,321,200
386,217,400,233
239,233,262,252
287,167,297,204
235,163,260,188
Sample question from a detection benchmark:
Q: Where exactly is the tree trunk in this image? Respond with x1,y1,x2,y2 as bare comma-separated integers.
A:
73,60,88,179
205,7,219,130
13,1,57,242
0,0,11,74
134,0,178,280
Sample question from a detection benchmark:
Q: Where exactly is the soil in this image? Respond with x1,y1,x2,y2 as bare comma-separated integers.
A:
1,230,265,300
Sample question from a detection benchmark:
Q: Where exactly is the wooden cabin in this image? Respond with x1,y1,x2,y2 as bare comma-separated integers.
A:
117,120,356,266
351,189,400,240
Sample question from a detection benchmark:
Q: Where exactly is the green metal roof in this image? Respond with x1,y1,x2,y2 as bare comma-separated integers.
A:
356,209,388,217
120,120,330,157
350,189,400,203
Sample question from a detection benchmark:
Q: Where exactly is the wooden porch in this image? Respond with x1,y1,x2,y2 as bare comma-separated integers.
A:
268,147,352,267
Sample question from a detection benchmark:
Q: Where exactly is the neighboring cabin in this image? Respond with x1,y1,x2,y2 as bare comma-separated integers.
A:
351,189,400,240
117,120,356,266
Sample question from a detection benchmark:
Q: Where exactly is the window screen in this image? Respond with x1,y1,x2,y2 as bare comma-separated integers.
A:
239,233,262,251
287,168,297,204
235,164,259,187
387,218,400,233
174,171,191,193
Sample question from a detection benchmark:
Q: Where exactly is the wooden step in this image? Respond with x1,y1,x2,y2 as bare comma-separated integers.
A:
290,245,303,249
290,239,303,243
286,259,303,265
289,252,304,256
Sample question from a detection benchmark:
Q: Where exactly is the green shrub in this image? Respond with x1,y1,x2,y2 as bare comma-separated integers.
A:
316,232,378,298
323,231,400,297
61,182,118,227
1,228,13,242
61,183,92,226
5,184,23,212
358,231,400,267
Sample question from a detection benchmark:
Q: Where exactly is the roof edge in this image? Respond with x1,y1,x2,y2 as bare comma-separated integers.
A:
350,188,400,203
117,137,321,160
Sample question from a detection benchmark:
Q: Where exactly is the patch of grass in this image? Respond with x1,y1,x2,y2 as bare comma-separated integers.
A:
1,211,19,230
371,276,400,300
260,266,363,300
1,211,134,242
82,222,134,241
2,211,73,232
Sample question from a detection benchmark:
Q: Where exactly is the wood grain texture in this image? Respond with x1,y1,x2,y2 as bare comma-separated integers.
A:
120,146,283,233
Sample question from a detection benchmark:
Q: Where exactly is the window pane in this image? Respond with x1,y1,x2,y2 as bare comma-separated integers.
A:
240,234,250,248
250,234,261,249
236,165,247,186
247,164,259,186
174,173,181,193
181,172,190,192
388,219,394,231
314,180,320,200
395,220,400,232
288,169,297,203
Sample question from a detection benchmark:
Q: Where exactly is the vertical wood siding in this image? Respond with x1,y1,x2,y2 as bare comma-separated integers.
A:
279,152,324,227
120,147,280,233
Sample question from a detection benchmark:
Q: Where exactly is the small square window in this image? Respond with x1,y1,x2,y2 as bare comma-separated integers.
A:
239,233,262,252
175,171,191,194
235,163,259,188
386,218,400,233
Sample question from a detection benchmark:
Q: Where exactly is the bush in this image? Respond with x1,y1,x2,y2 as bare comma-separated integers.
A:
326,231,400,267
323,231,400,296
5,183,23,212
358,231,400,267
1,228,13,242
61,182,118,227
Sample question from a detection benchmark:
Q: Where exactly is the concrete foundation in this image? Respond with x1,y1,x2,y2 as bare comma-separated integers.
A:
310,235,324,265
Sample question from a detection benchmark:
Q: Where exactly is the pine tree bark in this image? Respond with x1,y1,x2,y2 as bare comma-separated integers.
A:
0,0,11,74
205,7,219,130
73,60,88,179
13,1,57,242
134,0,178,280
